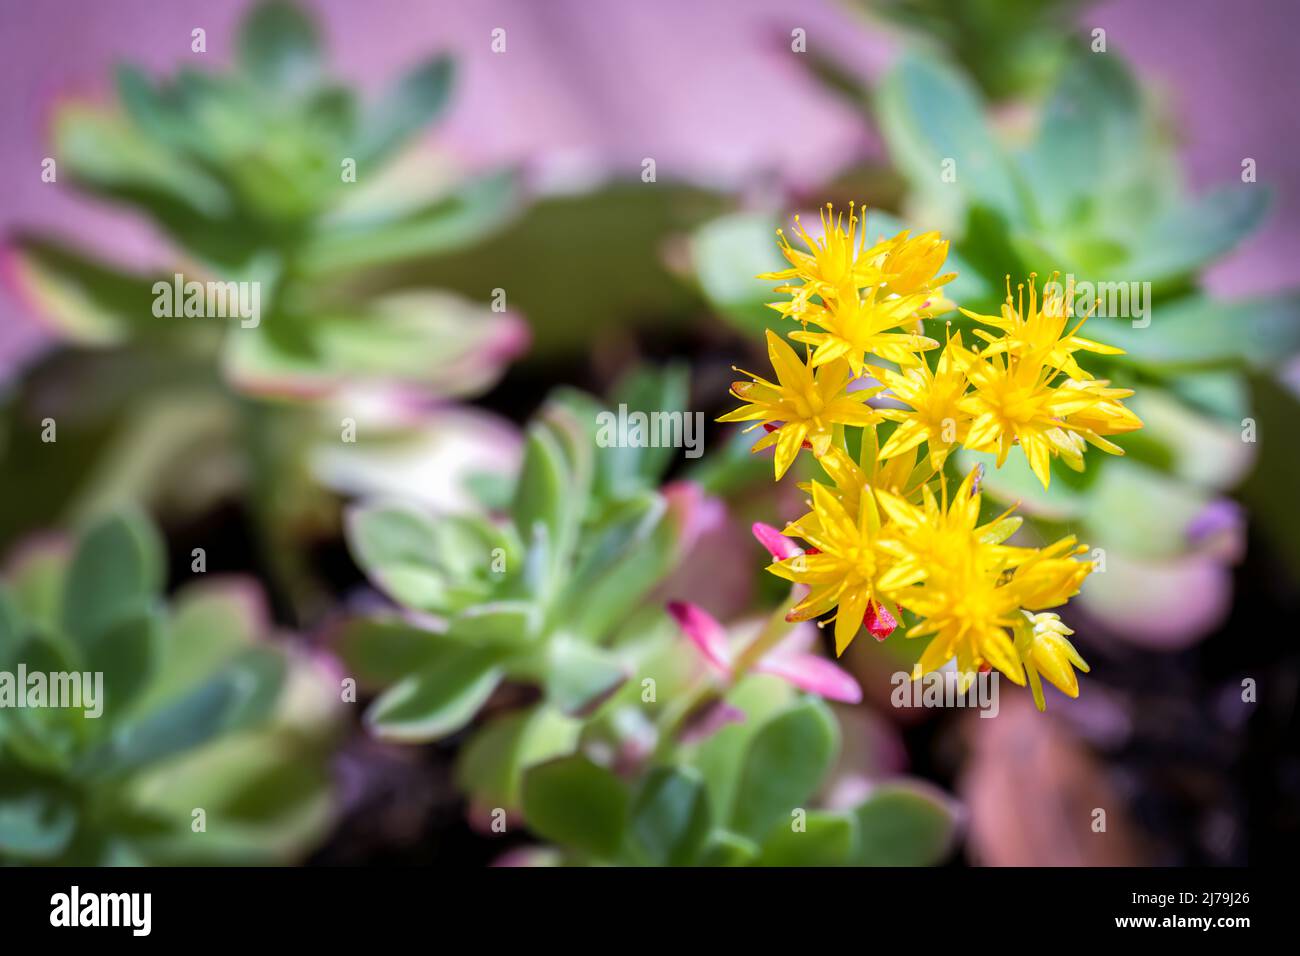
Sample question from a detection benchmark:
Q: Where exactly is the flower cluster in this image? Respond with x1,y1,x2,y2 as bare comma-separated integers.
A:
722,204,1144,710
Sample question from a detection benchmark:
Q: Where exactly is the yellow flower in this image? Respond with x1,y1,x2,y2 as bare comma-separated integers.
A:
874,467,1022,593
960,274,1123,380
895,540,1029,684
789,437,924,549
718,329,881,479
951,337,1124,489
873,469,1092,685
1050,378,1145,470
873,470,1025,682
877,331,973,471
878,229,957,306
1014,611,1091,711
789,285,937,376
768,481,898,655
758,202,891,308
735,214,1130,712
1003,534,1093,610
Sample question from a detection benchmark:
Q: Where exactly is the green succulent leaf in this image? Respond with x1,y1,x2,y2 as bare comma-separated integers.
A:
335,616,447,688
0,782,78,860
876,53,1026,226
1126,186,1270,285
455,705,582,814
125,733,334,865
729,697,839,843
511,424,575,596
115,64,188,151
142,581,264,710
6,237,170,346
1019,51,1142,227
365,644,503,742
1080,459,1211,560
303,170,518,274
354,54,455,168
84,610,165,722
82,652,282,777
346,501,469,613
689,674,797,823
54,101,230,218
850,782,959,866
544,639,628,717
600,363,692,497
697,828,760,867
61,512,164,647
236,0,323,94
627,766,712,867
690,212,788,336
1,512,333,865
228,291,520,400
445,601,541,647
521,755,630,861
756,810,856,866
562,493,680,642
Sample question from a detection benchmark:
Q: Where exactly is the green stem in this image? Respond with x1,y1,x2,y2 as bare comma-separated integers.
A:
730,589,800,676
237,397,316,626
652,589,802,762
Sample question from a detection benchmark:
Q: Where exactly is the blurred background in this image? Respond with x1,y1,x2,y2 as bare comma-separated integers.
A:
1,0,1297,866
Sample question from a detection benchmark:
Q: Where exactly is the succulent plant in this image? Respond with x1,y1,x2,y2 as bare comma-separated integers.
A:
7,0,524,400
0,511,338,864
0,0,527,574
338,372,695,745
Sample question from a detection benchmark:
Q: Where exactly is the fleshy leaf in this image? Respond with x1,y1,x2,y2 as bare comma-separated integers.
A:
876,53,1026,225
850,782,960,866
697,828,760,866
345,501,480,614
521,755,629,861
627,766,712,867
0,783,78,860
84,610,164,721
61,512,164,647
729,697,839,842
365,645,503,743
353,54,455,168
236,0,322,93
544,639,628,717
755,810,856,866
455,705,582,815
